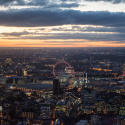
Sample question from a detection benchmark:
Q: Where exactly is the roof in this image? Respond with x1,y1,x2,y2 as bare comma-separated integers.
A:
56,99,67,105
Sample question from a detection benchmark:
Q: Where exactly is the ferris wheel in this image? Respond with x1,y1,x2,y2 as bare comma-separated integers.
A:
53,61,71,77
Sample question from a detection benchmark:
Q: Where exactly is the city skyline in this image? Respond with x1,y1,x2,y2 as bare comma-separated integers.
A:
0,0,125,47
0,47,125,124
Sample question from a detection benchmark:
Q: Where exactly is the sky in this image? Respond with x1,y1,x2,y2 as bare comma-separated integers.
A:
0,0,125,47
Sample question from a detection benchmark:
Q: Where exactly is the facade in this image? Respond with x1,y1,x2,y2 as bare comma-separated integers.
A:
90,55,94,63
59,75,68,84
84,91,95,106
53,78,60,95
91,115,99,125
65,67,74,75
76,120,87,125
55,99,69,117
0,76,6,84
40,103,50,119
23,70,27,76
74,78,84,87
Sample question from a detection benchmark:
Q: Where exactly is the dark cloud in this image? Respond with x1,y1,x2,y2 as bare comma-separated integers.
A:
1,31,30,37
23,33,125,42
61,0,125,4
2,31,125,43
44,3,79,9
25,0,48,6
0,0,124,7
50,26,125,33
0,0,78,8
61,0,75,1
112,0,122,4
84,0,125,4
0,9,125,27
0,0,49,7
0,0,26,6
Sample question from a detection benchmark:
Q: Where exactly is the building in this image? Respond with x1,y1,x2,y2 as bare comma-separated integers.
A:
74,78,84,87
4,73,17,78
76,120,87,125
21,112,34,118
54,119,63,125
59,75,68,84
91,115,99,125
65,92,82,106
17,77,27,85
55,99,69,117
39,103,50,119
0,105,2,117
0,76,6,84
65,67,74,75
84,91,95,106
90,55,94,63
28,119,43,125
5,58,12,63
23,70,27,76
53,78,60,95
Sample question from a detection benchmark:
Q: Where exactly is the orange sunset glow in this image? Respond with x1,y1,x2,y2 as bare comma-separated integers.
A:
0,0,125,47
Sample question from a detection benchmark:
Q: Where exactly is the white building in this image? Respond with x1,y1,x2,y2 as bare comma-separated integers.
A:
23,70,27,76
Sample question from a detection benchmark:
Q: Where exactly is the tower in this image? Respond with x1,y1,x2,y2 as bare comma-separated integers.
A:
86,73,87,83
84,91,95,106
90,55,94,63
91,115,99,125
53,78,60,95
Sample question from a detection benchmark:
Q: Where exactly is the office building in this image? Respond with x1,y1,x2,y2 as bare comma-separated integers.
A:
24,69,27,76
84,91,95,106
90,55,94,63
65,67,74,75
55,99,69,117
0,76,6,84
39,103,50,119
91,115,99,125
53,78,60,95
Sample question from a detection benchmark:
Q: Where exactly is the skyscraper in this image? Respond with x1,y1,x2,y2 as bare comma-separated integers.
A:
53,78,60,95
84,91,95,106
90,55,94,63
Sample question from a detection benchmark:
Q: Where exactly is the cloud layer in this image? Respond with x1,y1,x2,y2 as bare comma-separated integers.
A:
0,0,125,46
0,9,125,27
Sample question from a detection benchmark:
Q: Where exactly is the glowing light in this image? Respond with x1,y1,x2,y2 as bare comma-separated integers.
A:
53,61,71,77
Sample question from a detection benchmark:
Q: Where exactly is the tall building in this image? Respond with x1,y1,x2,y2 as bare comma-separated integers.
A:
53,78,60,95
90,55,94,63
91,115,100,125
24,69,27,76
122,64,125,72
84,91,95,106
0,76,6,84
39,103,50,119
